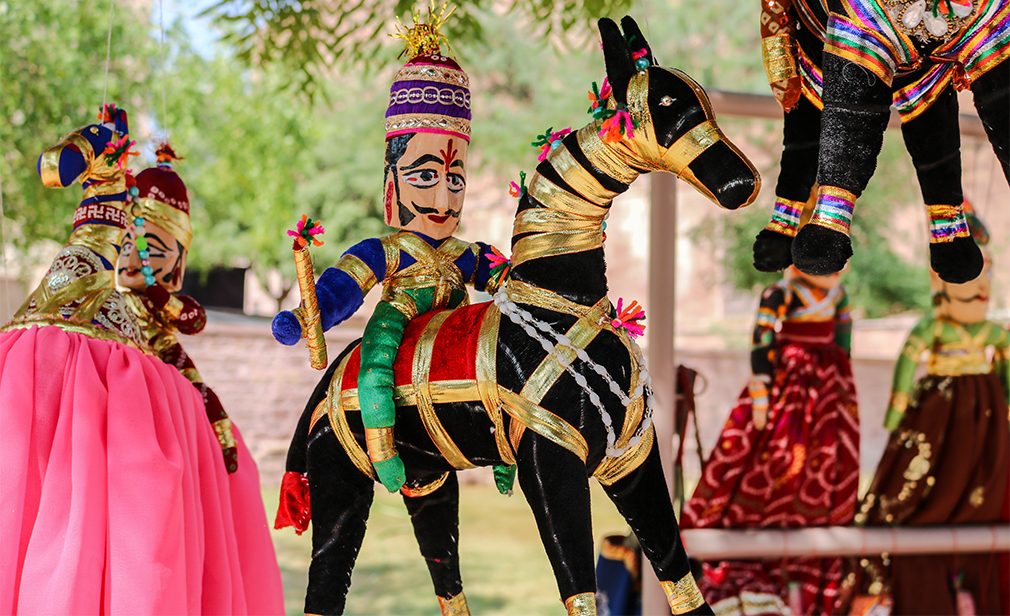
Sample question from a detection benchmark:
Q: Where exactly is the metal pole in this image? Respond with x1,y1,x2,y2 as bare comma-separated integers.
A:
643,171,678,615
682,525,1010,559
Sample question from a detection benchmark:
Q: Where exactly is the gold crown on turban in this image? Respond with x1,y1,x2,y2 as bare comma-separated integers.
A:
393,1,455,58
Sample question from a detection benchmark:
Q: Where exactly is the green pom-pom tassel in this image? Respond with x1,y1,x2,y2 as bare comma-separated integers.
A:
493,464,517,495
373,455,406,493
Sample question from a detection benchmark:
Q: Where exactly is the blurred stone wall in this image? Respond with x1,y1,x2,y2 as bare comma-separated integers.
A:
187,311,901,486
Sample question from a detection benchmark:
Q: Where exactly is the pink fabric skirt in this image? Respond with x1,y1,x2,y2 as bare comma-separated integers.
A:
0,326,284,615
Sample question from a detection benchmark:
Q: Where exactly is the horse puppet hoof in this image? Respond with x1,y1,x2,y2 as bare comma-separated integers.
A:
752,229,794,272
792,224,852,275
930,236,984,283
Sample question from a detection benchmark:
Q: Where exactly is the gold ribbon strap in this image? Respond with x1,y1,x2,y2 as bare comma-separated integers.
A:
476,307,515,464
511,230,604,269
334,253,378,294
340,380,481,410
437,592,471,616
762,33,798,84
309,399,328,431
564,592,597,616
661,120,722,176
381,233,402,277
506,279,608,320
575,124,640,185
39,132,95,188
498,387,588,462
34,270,115,316
326,351,376,479
413,311,476,469
549,143,620,206
663,572,706,614
65,224,125,266
526,174,610,220
594,425,654,486
400,472,450,498
520,297,610,406
133,197,193,249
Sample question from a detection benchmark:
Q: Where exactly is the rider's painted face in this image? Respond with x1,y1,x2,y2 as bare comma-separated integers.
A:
384,132,468,240
118,220,186,293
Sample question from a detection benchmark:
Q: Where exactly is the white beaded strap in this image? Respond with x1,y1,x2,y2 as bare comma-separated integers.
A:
494,289,654,458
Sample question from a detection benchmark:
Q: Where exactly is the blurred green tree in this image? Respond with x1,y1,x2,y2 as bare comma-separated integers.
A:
202,0,635,98
2,0,931,316
0,1,153,250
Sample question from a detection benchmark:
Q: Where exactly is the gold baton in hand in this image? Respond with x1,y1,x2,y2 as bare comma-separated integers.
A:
288,215,328,370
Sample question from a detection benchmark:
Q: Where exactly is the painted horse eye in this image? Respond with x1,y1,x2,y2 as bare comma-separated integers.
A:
659,96,675,107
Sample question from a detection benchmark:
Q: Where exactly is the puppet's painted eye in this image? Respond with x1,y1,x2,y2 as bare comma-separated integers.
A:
659,96,675,107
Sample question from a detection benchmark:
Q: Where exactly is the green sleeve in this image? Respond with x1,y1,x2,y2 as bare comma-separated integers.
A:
884,316,933,431
989,324,1010,410
834,286,853,353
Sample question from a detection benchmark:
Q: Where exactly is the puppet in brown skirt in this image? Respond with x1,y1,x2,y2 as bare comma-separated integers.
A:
847,204,1009,615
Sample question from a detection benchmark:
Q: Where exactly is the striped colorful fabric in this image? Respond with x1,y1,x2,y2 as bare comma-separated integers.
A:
935,0,1010,79
825,0,914,85
895,0,1010,121
765,197,806,237
755,306,779,330
797,46,825,109
811,185,857,235
893,63,955,121
926,203,971,243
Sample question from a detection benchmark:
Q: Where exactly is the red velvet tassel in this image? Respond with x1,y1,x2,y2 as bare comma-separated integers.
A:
275,471,312,534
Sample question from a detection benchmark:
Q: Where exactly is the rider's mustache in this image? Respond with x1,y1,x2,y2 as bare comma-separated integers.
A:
412,202,460,218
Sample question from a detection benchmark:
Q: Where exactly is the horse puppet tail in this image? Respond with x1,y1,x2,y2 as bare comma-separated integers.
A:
275,339,361,534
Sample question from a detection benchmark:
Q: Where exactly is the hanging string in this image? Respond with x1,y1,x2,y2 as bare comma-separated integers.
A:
159,0,169,141
100,0,116,120
0,173,7,304
981,149,996,220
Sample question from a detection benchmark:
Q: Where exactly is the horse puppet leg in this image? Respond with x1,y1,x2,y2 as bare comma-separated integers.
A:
401,472,468,614
900,84,983,283
969,56,1010,183
303,422,375,615
600,439,712,615
515,434,598,615
753,95,822,272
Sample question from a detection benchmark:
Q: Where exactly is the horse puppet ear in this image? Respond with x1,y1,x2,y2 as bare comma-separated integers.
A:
620,16,655,67
598,17,632,103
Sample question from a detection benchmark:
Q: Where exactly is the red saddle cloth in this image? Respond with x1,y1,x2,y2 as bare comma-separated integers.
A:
340,301,492,390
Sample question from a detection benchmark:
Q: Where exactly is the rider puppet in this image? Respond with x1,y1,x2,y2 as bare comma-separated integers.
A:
272,12,509,492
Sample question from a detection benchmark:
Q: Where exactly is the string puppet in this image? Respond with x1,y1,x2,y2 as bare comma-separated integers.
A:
850,205,1008,615
0,108,282,613
273,14,761,616
752,0,1008,283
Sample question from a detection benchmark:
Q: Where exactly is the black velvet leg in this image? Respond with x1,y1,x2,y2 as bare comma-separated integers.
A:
600,441,713,615
515,434,597,608
793,224,853,274
794,53,891,274
304,424,375,616
754,96,822,272
900,85,983,283
970,57,1010,183
402,472,465,602
753,228,798,273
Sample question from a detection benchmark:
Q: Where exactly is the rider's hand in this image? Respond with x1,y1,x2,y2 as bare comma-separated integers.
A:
272,310,303,345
